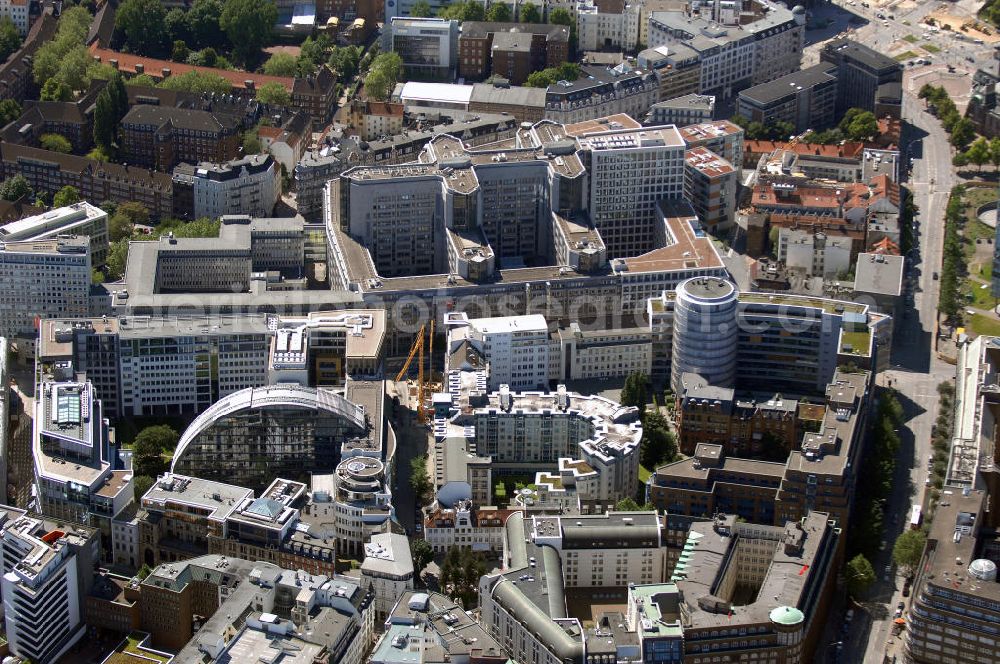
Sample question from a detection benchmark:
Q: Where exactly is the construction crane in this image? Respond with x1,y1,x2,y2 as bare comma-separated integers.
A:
395,323,427,422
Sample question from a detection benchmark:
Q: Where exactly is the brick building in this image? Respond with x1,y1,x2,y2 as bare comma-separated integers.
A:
458,22,569,83
120,106,240,171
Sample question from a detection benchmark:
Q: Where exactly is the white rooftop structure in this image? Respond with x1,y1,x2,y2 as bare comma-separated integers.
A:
397,81,474,106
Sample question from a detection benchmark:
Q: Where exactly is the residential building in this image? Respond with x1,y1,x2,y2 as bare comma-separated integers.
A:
576,0,640,52
0,509,100,663
737,62,839,133
458,22,569,84
170,382,382,492
638,44,703,102
626,512,840,664
375,591,505,664
388,17,458,80
346,100,405,141
444,313,550,391
360,533,414,618
543,64,659,125
819,38,903,114
171,154,280,219
742,139,865,181
120,105,241,171
422,501,514,553
479,511,664,664
646,93,715,126
904,489,1000,664
0,0,29,36
0,10,56,104
258,111,310,174
0,236,90,347
0,142,174,219
684,145,737,230
1,87,102,153
0,201,109,266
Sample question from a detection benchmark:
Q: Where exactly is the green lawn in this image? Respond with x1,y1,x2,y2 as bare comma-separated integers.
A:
903,33,918,43
968,282,998,310
922,42,941,53
968,313,1000,336
639,465,652,483
981,263,993,280
841,330,871,354
894,50,919,61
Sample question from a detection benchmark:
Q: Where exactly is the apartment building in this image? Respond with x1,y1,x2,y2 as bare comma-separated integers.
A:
627,512,839,664
172,153,280,220
638,44,703,102
458,22,569,84
422,501,514,553
905,489,1000,664
576,0,640,52
479,511,664,664
820,38,903,114
543,64,659,125
0,201,109,266
388,17,458,80
444,313,550,391
360,533,414,618
0,142,174,218
120,105,241,171
0,509,100,663
1,88,102,152
0,0,29,35
646,93,715,126
737,62,839,133
0,10,56,104
0,236,90,347
684,145,737,230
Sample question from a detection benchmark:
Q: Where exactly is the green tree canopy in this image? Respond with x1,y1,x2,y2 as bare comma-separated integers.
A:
841,109,878,141
133,474,155,501
486,2,512,21
256,81,291,105
364,51,403,101
410,0,433,16
188,0,225,49
220,0,278,64
109,213,134,242
0,174,31,202
0,16,20,63
845,553,876,598
127,73,158,88
116,0,169,57
40,133,72,154
165,7,191,44
132,424,179,477
157,69,231,94
640,409,677,469
892,529,927,575
438,0,485,20
52,185,80,207
410,456,433,504
328,45,362,79
620,372,648,412
0,99,21,126
519,1,541,22
93,89,116,152
411,538,433,580
242,127,262,154
263,52,299,77
950,118,975,149
440,545,486,608
965,136,991,169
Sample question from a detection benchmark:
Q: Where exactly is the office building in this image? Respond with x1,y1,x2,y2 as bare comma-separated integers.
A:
0,201,109,266
171,153,281,220
444,313,550,391
737,62,839,133
0,509,100,663
393,80,549,123
170,382,383,492
553,323,652,382
627,512,839,664
576,0,642,52
678,120,745,169
638,45,703,103
543,64,659,125
0,236,90,347
120,105,241,171
458,22,569,84
317,456,394,557
904,489,1000,664
684,145,737,230
360,533,414,618
388,17,458,80
32,379,133,556
646,93,715,126
375,591,505,664
819,38,903,114
479,511,664,664
669,277,739,392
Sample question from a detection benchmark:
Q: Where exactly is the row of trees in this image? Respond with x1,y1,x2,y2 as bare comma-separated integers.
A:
952,135,1000,170
33,7,118,98
0,17,20,64
732,107,879,144
937,186,967,323
919,84,976,150
115,0,278,66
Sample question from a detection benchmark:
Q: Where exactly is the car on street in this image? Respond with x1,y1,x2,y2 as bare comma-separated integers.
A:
895,607,904,618
933,271,939,280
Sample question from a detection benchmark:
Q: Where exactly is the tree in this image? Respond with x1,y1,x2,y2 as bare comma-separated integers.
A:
892,529,927,576
410,456,433,504
40,78,72,102
264,52,299,77
440,545,486,608
118,202,151,226
52,185,80,207
410,0,433,16
640,410,677,469
109,213,134,242
364,52,403,101
220,0,278,64
950,118,975,149
40,133,72,154
33,7,92,86
0,174,31,202
519,1,541,22
966,136,991,170
953,151,969,168
133,474,154,501
620,372,648,412
990,136,1000,170
438,0,485,21
116,0,169,58
549,7,572,24
615,497,642,511
157,70,231,94
0,99,20,126
256,81,291,105
55,44,96,91
172,40,191,63
411,539,433,581
843,110,878,141
165,8,191,44
486,2,512,21
132,424,178,477
242,127,262,154
93,90,116,152
0,16,20,63
188,0,225,49
106,239,129,279
328,45,361,79
845,554,876,598
127,74,158,88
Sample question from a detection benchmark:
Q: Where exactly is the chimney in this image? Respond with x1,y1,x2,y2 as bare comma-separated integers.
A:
161,68,171,78
135,63,144,74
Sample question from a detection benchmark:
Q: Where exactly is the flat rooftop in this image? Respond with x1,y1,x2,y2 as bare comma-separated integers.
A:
854,252,904,297
576,124,685,150
141,473,252,522
738,63,837,105
616,200,725,275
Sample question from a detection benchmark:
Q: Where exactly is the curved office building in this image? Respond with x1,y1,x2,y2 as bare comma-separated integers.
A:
670,277,739,393
171,385,370,491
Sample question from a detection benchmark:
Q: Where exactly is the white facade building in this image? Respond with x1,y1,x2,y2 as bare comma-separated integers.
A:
388,17,458,80
0,0,29,36
0,201,110,266
779,227,853,278
445,312,550,391
181,154,281,220
360,533,414,618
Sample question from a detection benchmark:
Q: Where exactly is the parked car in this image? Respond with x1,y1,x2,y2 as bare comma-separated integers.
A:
933,271,939,280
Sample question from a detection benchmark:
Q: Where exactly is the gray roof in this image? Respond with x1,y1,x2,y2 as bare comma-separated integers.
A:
122,104,239,133
738,63,838,106
652,93,716,111
821,38,901,73
460,21,569,41
853,252,903,297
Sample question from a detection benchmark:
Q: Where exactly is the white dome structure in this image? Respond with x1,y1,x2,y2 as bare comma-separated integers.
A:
968,558,998,582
